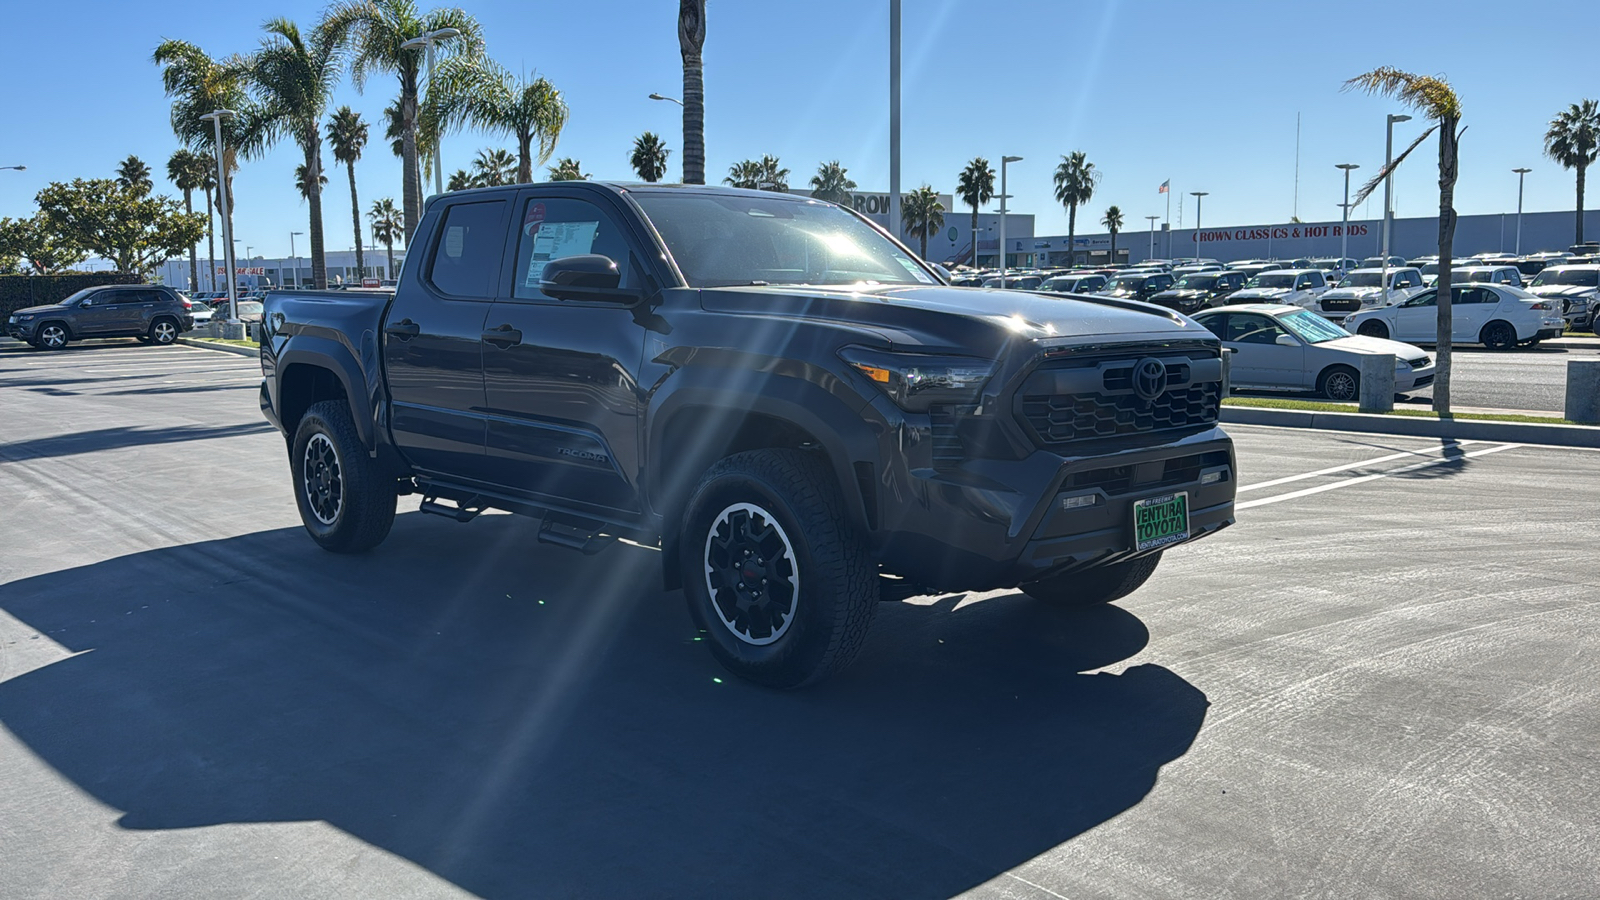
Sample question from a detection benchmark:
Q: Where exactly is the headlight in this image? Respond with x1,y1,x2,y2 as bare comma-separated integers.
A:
15,314,33,321
839,346,996,412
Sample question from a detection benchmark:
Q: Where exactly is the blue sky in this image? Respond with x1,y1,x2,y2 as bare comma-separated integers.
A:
2,0,1595,260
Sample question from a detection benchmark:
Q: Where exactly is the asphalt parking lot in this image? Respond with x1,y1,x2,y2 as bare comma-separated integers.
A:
2,340,1597,899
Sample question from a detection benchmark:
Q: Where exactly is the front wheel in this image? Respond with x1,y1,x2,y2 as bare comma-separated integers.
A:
1320,365,1360,402
1356,320,1389,339
291,400,396,553
1022,553,1163,606
679,449,876,689
35,323,69,350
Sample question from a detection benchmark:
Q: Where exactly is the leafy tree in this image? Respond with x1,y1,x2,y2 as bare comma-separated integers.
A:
956,157,995,266
724,159,761,190
368,196,403,278
116,156,153,194
446,169,474,191
548,157,588,181
152,39,263,251
1344,66,1464,414
466,148,515,187
902,184,945,260
328,105,369,277
1052,151,1099,267
631,132,670,183
1101,205,1124,264
726,156,786,191
251,17,343,289
678,0,706,184
809,160,855,204
35,179,205,275
428,58,567,185
0,215,87,274
1544,99,1600,246
166,148,211,290
320,0,483,241
757,155,788,192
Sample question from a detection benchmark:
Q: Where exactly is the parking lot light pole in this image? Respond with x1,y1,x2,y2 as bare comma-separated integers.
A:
1513,168,1532,255
201,108,239,326
289,231,303,287
401,27,461,199
647,92,683,106
998,155,1023,287
1337,164,1360,274
1145,215,1159,261
1190,192,1208,261
1382,114,1411,300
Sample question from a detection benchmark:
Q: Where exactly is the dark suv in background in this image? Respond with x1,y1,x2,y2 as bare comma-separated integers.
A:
6,285,194,350
1149,270,1247,313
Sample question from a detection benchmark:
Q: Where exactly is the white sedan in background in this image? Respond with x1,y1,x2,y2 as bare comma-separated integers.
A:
1342,283,1566,350
1193,304,1436,402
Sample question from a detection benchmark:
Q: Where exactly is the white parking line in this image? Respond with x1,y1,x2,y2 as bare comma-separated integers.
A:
1236,443,1523,510
1238,441,1482,493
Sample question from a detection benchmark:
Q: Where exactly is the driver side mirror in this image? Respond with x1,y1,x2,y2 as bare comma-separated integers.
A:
540,254,643,303
79,299,93,307
1275,333,1299,347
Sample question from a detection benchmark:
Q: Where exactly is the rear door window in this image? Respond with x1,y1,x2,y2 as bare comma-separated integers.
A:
427,200,508,299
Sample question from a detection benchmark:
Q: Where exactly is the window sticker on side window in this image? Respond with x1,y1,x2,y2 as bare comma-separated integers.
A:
445,225,465,258
894,256,934,283
524,221,600,287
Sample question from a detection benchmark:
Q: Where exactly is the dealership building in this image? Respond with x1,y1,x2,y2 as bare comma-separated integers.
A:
156,248,402,293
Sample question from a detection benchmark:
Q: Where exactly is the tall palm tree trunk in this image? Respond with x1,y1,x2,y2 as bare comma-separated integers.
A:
1577,163,1587,246
1067,205,1077,267
385,238,395,279
346,160,364,278
1109,229,1117,264
204,186,216,292
401,81,421,242
305,148,327,289
969,205,979,266
679,0,706,184
920,230,928,260
182,187,199,292
1434,117,1461,415
517,132,534,185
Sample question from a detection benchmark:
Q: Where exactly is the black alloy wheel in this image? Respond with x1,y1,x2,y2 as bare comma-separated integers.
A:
1480,320,1517,351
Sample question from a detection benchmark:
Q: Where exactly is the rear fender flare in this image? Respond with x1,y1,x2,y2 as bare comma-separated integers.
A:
276,336,377,450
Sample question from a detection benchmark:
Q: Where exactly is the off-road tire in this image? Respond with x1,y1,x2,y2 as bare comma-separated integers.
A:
679,448,876,689
291,400,395,553
1022,553,1164,606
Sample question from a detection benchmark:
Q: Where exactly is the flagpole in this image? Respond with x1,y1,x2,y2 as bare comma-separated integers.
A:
1164,183,1171,258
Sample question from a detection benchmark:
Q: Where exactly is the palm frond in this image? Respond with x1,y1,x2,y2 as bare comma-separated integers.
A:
1350,123,1439,206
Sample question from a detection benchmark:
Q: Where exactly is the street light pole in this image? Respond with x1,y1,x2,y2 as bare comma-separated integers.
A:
289,231,304,287
201,108,239,326
647,92,683,106
1513,167,1532,255
1190,192,1208,261
1382,113,1411,299
888,0,901,240
1145,214,1159,262
401,27,460,199
1337,163,1360,275
998,155,1023,287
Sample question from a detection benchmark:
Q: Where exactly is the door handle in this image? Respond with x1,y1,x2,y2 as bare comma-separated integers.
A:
385,318,421,339
482,324,523,348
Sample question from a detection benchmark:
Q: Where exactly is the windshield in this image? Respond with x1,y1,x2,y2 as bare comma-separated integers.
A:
1104,275,1145,292
1339,273,1384,288
633,193,936,288
1531,268,1599,287
1455,270,1496,283
237,301,264,314
1247,273,1296,289
1280,309,1349,344
1174,275,1219,290
1421,264,1439,276
57,288,97,306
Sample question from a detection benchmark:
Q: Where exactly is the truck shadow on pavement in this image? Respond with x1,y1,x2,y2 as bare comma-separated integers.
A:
0,514,1208,899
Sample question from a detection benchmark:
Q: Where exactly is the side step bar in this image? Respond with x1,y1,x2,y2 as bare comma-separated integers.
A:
538,514,617,555
418,494,486,523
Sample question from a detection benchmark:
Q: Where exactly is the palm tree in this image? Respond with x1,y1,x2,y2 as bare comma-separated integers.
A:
757,154,788,192
320,0,483,241
327,105,368,278
200,166,218,291
1052,151,1099,267
166,148,210,291
548,158,587,181
368,197,403,278
1101,206,1124,264
447,169,475,191
956,157,995,266
678,0,706,184
116,156,153,194
471,147,517,186
724,159,762,190
631,132,670,182
1544,100,1600,246
251,18,342,289
1344,67,1464,415
427,58,567,185
809,160,855,204
902,184,945,260
153,39,263,257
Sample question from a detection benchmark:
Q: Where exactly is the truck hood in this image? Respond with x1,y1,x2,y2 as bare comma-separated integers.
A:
1230,287,1294,299
1322,286,1385,300
700,284,1210,355
1528,285,1596,298
9,303,67,316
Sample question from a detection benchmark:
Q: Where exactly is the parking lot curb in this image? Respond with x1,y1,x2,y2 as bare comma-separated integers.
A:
1221,405,1600,449
178,338,260,358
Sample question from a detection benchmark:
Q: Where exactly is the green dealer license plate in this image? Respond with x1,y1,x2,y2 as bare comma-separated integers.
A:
1133,492,1190,551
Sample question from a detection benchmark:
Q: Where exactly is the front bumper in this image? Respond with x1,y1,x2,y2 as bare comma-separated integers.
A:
7,320,38,340
871,424,1236,591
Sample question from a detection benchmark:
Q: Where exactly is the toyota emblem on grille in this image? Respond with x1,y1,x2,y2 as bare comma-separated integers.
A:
1132,358,1168,400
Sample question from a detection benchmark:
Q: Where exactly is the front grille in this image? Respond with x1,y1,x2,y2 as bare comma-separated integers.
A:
1017,348,1223,447
1320,297,1361,312
1411,374,1435,387
1405,355,1431,368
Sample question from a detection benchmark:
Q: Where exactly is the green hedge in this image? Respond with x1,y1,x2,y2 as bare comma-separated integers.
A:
1,273,145,318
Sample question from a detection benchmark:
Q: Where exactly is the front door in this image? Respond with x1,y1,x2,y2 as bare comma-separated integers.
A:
1393,289,1438,342
1224,313,1306,388
80,289,144,336
478,191,653,515
381,195,510,477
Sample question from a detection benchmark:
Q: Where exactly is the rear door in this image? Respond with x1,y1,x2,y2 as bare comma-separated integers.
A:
1451,286,1495,341
381,194,509,477
476,189,654,514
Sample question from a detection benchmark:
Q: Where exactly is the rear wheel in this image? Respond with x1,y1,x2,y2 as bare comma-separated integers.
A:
1480,320,1517,351
1356,320,1389,339
148,317,179,345
35,323,69,350
1022,553,1163,606
291,400,396,553
679,448,876,689
1319,365,1360,402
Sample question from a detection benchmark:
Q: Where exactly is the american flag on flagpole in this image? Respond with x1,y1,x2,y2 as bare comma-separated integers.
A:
1158,180,1170,194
